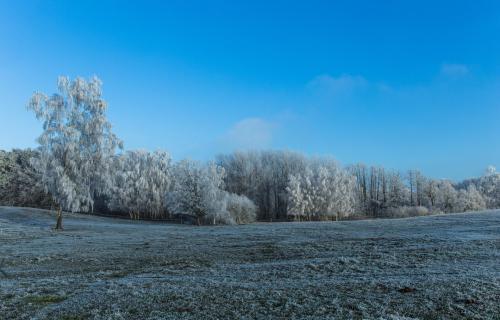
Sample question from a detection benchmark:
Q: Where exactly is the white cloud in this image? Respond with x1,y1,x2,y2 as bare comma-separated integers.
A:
440,63,469,77
307,74,367,94
221,117,275,150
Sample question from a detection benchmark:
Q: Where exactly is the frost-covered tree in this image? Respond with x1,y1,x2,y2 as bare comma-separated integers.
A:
434,180,458,213
424,179,439,209
217,150,307,220
457,166,500,209
407,170,427,206
0,149,52,208
286,174,306,220
477,172,500,208
28,76,121,229
457,185,486,212
167,160,228,225
287,167,316,220
0,150,13,203
108,150,172,219
300,167,317,219
334,168,357,220
349,164,410,217
287,167,320,221
0,151,7,188
387,171,409,209
224,193,257,224
286,159,356,220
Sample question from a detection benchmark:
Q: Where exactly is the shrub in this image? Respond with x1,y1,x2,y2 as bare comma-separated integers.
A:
383,206,429,218
225,193,257,224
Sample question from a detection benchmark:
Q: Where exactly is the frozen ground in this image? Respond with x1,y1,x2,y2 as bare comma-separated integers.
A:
0,207,499,320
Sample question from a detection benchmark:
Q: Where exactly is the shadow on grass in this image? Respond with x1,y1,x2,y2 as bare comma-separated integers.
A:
25,294,67,304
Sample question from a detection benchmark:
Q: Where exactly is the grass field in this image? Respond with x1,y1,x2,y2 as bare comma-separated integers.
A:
0,206,499,319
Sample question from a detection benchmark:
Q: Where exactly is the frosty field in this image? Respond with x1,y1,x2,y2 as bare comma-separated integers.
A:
0,207,499,320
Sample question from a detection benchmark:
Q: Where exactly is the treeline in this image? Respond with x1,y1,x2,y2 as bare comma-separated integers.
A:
1,76,499,225
1,148,499,224
349,165,491,218
218,151,496,220
217,152,356,221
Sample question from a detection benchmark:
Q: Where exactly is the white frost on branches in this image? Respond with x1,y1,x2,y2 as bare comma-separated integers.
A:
457,185,486,212
224,193,257,224
108,150,172,219
166,160,227,224
166,160,257,224
287,159,356,220
27,76,121,213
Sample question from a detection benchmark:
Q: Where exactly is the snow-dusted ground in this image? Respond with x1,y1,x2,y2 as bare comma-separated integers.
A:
0,207,499,319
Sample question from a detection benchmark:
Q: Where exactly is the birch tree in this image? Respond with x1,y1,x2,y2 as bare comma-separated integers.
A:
166,160,227,225
28,76,121,229
286,159,356,220
108,150,172,219
286,174,305,220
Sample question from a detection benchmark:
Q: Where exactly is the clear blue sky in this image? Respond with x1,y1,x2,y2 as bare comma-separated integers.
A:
1,1,499,180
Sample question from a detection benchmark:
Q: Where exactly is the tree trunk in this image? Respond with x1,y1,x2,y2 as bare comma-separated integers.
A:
55,207,63,230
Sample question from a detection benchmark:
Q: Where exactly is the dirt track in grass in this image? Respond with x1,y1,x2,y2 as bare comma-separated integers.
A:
0,206,499,319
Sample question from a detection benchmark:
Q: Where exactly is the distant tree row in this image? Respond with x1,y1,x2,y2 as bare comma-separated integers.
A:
217,151,357,221
348,165,488,218
217,151,494,221
1,147,495,224
105,151,256,225
1,76,498,226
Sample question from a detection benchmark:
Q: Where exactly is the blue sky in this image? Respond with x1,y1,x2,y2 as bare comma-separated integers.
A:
1,1,499,180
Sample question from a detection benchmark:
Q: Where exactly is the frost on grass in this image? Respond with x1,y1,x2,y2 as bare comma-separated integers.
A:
1,207,499,319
